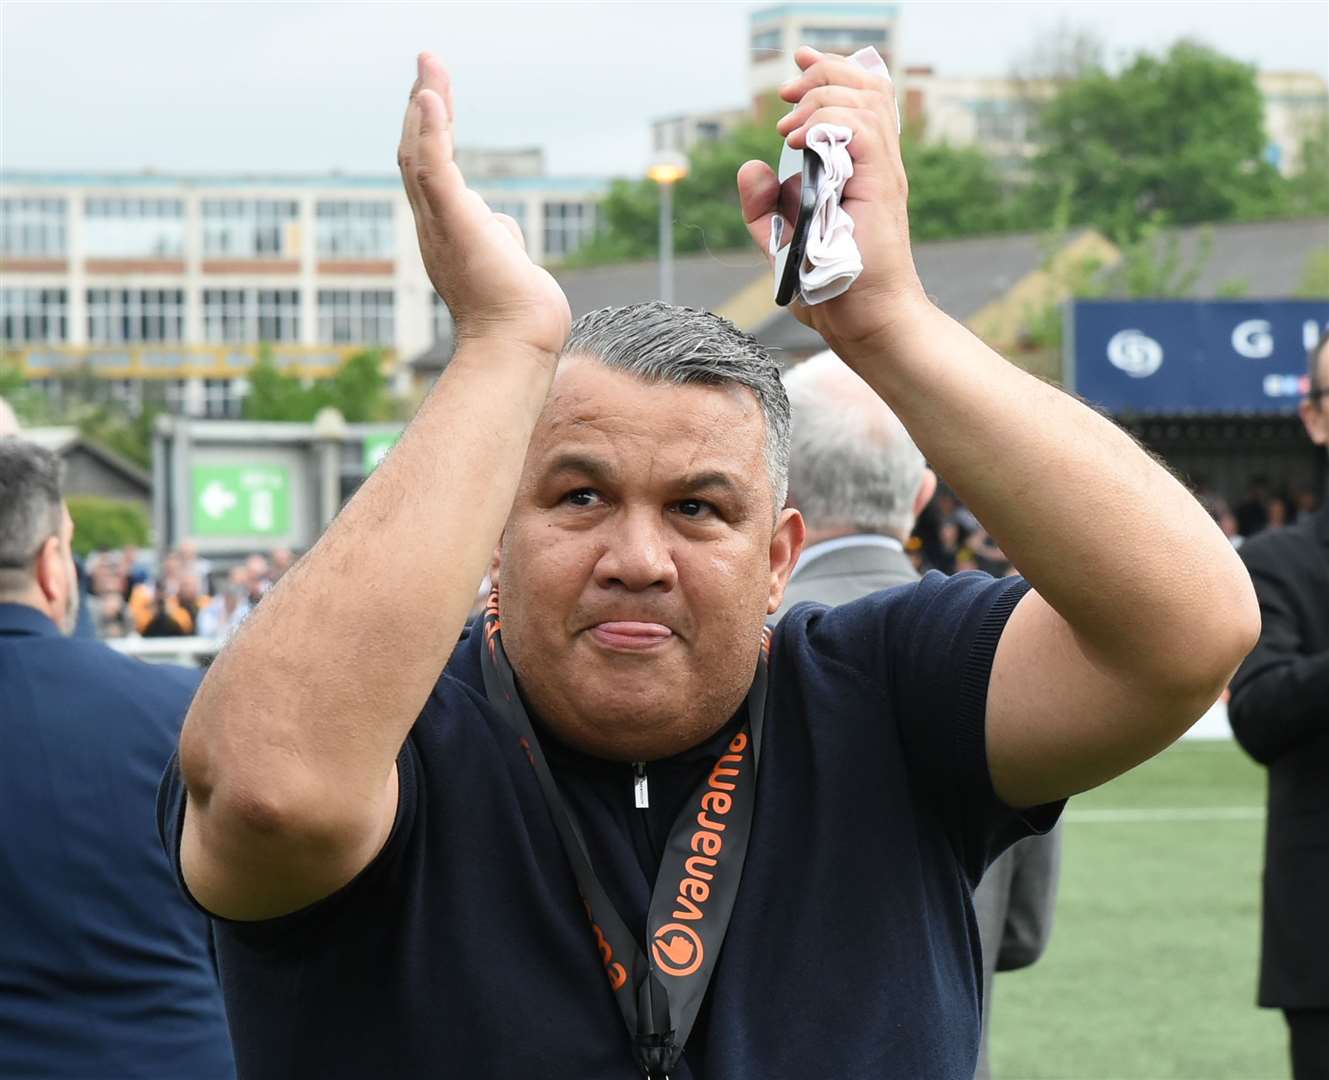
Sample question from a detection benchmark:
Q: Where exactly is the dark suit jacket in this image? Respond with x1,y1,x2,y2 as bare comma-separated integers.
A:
0,603,234,1077
1229,502,1329,1008
775,538,1060,1080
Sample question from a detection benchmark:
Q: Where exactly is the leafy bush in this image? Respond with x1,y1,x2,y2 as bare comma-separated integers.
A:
67,496,150,557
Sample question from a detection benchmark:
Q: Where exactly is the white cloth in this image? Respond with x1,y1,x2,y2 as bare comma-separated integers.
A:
778,46,900,307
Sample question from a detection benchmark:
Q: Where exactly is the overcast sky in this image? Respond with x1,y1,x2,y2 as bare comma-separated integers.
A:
2,1,1326,180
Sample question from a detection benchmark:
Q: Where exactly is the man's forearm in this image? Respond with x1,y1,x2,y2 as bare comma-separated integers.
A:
838,298,1254,690
180,339,558,827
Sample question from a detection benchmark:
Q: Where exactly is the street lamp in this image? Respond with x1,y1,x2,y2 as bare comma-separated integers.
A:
647,151,689,305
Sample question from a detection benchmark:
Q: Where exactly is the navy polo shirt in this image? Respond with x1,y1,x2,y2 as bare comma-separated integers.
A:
0,603,234,1079
159,571,1059,1079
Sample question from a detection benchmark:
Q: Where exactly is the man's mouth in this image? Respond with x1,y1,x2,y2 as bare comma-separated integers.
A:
587,622,674,651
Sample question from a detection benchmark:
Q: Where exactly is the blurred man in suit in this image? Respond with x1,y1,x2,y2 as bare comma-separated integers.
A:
0,439,233,1079
775,352,1062,1080
1229,330,1329,1080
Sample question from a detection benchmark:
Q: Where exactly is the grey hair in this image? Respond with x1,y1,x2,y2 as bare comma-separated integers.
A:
0,439,64,596
783,351,926,538
563,302,790,511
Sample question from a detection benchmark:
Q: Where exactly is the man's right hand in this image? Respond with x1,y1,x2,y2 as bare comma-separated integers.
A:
398,52,571,357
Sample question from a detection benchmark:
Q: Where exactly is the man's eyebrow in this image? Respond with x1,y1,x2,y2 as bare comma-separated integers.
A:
542,453,616,485
677,471,744,497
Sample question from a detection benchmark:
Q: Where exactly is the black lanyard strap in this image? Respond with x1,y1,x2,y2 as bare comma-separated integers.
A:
479,594,771,1078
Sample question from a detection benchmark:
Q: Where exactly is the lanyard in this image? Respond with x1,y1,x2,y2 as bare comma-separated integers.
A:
479,594,770,1079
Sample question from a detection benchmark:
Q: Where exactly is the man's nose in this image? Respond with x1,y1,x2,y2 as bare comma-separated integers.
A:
592,510,678,592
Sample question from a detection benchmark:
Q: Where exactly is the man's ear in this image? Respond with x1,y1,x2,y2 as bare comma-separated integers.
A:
913,467,938,522
1299,398,1328,447
33,535,63,612
767,508,806,615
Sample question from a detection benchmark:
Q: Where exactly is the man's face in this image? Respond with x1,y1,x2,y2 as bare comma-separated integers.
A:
1300,343,1329,448
496,354,803,761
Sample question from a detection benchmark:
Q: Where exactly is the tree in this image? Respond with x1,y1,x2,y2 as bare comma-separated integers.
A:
1029,41,1282,236
566,120,784,266
570,115,1021,265
67,496,150,558
243,347,393,422
900,137,1015,241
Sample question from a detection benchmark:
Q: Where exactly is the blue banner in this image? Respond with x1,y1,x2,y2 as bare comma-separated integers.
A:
1070,300,1329,415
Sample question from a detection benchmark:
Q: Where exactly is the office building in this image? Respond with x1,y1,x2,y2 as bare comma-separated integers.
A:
0,161,605,418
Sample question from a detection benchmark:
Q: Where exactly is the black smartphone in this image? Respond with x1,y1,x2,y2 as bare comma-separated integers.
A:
773,144,822,307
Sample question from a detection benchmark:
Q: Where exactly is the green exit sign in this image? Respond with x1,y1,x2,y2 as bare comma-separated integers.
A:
363,432,401,472
191,464,291,537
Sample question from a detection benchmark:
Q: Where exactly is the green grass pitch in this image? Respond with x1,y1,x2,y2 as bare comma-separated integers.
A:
988,740,1289,1080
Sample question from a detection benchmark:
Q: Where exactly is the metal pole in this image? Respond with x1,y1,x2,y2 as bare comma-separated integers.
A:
658,181,673,306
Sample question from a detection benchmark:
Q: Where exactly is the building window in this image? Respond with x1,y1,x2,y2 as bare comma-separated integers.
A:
751,28,782,54
0,288,68,344
203,288,301,343
83,196,185,258
201,199,299,257
0,198,67,257
315,200,394,257
162,379,189,414
107,378,144,414
542,201,596,260
972,99,1031,145
86,288,185,344
800,26,889,51
489,200,528,245
258,289,301,342
202,377,246,418
317,289,394,345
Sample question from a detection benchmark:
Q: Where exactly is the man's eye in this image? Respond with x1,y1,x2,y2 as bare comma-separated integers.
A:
674,499,713,519
566,489,601,508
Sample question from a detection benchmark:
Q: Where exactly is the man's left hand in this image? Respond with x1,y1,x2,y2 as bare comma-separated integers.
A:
738,46,928,355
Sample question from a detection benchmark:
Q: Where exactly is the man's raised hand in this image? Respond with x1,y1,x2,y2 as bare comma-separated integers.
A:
738,46,928,356
398,53,571,358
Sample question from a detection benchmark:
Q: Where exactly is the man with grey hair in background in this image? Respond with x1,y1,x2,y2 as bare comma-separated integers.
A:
776,351,1061,1080
0,439,234,1078
157,50,1258,1078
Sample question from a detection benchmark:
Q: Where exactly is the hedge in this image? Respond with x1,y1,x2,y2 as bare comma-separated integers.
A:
67,496,150,558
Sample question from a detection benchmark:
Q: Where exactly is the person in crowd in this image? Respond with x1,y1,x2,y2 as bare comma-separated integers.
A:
243,553,272,605
1293,487,1320,523
775,352,1062,1080
196,580,251,641
119,543,149,602
0,440,233,1078
173,574,207,634
1265,495,1290,531
269,546,294,582
1198,494,1245,550
1229,329,1329,1080
159,50,1257,1078
95,589,131,638
177,538,214,592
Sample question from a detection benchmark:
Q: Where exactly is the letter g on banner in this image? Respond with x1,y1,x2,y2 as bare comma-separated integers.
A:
1106,329,1164,378
652,923,704,977
1232,319,1274,359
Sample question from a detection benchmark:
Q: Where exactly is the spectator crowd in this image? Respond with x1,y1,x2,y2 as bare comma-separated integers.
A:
83,540,296,642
